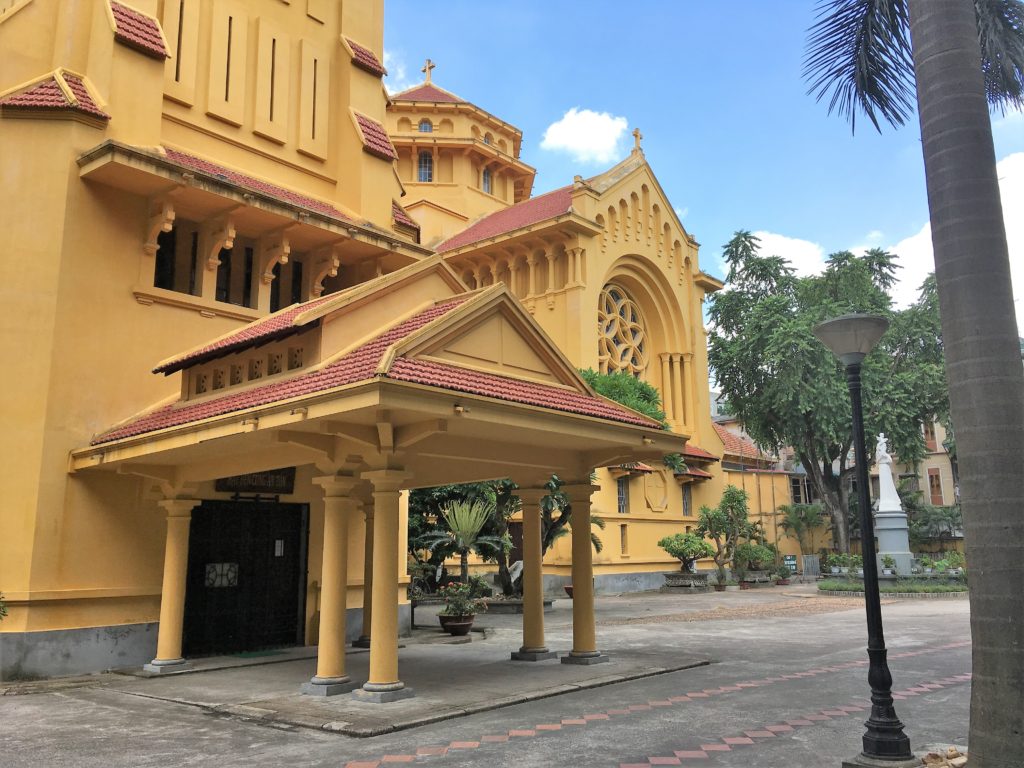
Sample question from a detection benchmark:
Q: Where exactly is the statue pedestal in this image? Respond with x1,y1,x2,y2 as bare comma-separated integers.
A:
873,434,914,577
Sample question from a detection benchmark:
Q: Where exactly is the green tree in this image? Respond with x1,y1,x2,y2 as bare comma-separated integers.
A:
415,498,509,583
804,4,1024,759
538,474,605,556
696,485,758,585
657,533,715,572
708,232,948,552
778,503,827,557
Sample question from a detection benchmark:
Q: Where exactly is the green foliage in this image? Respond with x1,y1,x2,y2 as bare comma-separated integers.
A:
580,368,667,426
708,232,949,552
657,533,714,570
803,0,1024,133
775,564,792,580
437,581,488,617
0,593,6,622
414,498,511,583
539,474,604,555
778,503,826,555
696,485,757,584
734,542,775,572
881,554,897,569
818,579,967,594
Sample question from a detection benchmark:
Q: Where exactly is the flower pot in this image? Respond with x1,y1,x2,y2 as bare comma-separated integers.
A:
439,614,475,636
713,583,726,592
775,578,790,586
840,567,850,575
882,568,894,576
739,581,752,590
830,567,841,575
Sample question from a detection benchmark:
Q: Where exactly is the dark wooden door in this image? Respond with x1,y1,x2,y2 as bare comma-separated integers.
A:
183,501,307,657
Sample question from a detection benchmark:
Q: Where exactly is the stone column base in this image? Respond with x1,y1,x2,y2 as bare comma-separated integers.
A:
142,658,191,674
841,753,922,768
353,685,415,703
300,676,358,696
561,652,610,666
511,648,557,662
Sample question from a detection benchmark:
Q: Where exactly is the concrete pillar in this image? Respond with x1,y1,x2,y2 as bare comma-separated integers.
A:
511,487,556,661
659,353,674,422
302,475,361,696
354,468,414,703
672,354,686,429
144,498,200,673
354,503,374,648
561,483,608,665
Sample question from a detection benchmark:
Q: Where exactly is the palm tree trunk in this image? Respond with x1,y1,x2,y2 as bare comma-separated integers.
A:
460,550,469,583
907,1,1024,763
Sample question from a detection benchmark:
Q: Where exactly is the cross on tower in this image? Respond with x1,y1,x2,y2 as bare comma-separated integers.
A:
422,58,436,83
632,128,643,151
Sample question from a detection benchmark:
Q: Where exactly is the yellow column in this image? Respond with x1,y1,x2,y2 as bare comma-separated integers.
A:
511,487,556,661
354,468,414,702
561,482,608,665
145,499,200,673
672,354,686,430
302,475,361,696
354,504,374,648
659,353,674,423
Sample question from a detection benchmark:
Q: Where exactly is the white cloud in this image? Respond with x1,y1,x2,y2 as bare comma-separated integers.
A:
383,50,416,95
751,230,827,277
540,108,629,164
675,206,689,220
889,151,1023,331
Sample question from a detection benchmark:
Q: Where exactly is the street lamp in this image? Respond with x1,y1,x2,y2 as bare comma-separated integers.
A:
813,313,915,766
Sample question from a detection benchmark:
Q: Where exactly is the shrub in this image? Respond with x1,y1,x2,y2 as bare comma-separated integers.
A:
437,582,488,616
734,542,774,571
775,564,792,580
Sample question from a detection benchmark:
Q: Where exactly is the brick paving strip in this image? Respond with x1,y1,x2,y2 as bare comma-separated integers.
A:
342,640,970,768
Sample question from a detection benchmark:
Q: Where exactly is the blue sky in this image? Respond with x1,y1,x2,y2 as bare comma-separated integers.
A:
383,1,1024,325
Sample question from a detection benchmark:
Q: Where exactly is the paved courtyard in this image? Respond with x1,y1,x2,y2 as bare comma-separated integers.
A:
0,586,971,767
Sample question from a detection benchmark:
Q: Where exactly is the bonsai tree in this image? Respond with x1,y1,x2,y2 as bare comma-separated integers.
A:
696,485,757,586
657,533,714,572
416,498,510,583
734,542,774,574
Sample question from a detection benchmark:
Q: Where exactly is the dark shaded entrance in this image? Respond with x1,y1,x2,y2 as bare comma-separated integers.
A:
183,501,308,657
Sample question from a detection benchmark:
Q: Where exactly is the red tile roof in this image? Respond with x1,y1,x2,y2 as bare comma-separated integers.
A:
436,186,573,252
95,298,660,443
392,201,419,230
678,466,713,479
390,83,462,103
713,422,771,461
615,461,657,472
355,113,398,161
345,38,386,77
0,72,109,120
110,1,168,59
162,147,353,222
154,292,340,374
682,443,719,462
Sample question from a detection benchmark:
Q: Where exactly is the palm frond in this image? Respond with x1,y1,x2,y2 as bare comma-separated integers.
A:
804,0,916,131
975,0,1024,112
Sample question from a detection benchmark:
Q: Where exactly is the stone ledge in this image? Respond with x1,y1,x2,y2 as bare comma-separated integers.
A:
819,590,968,599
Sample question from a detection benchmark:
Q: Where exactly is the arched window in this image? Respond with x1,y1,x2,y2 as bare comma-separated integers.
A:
483,132,493,145
418,119,433,133
417,151,433,182
482,167,492,195
598,284,648,376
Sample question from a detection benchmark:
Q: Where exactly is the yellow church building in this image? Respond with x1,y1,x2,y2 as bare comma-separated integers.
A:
0,0,784,688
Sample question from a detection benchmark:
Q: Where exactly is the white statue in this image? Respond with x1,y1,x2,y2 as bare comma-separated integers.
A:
875,433,891,465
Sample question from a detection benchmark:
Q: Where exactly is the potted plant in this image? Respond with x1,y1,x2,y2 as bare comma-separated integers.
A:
839,553,851,575
945,550,965,576
881,554,896,576
437,581,487,636
850,553,864,577
734,542,774,583
658,533,714,590
919,555,935,574
827,553,841,575
774,564,792,585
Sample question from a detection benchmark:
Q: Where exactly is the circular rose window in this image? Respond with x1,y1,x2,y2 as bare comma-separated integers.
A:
598,284,648,376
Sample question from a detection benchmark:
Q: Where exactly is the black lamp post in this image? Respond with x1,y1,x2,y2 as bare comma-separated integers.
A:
813,314,914,765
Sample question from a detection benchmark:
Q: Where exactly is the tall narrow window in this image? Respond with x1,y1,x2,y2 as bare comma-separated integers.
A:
270,262,282,313
311,58,318,140
154,228,177,290
225,15,233,101
617,476,630,514
418,119,432,132
215,248,232,302
482,167,492,194
291,260,304,305
241,247,254,308
928,468,944,506
923,421,937,452
620,524,629,555
269,38,277,120
682,484,692,517
174,0,185,82
188,231,198,295
418,151,433,182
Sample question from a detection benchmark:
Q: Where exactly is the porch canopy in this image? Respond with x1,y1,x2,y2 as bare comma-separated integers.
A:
70,256,684,701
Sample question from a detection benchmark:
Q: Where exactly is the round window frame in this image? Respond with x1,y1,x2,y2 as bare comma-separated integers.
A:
598,283,649,377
